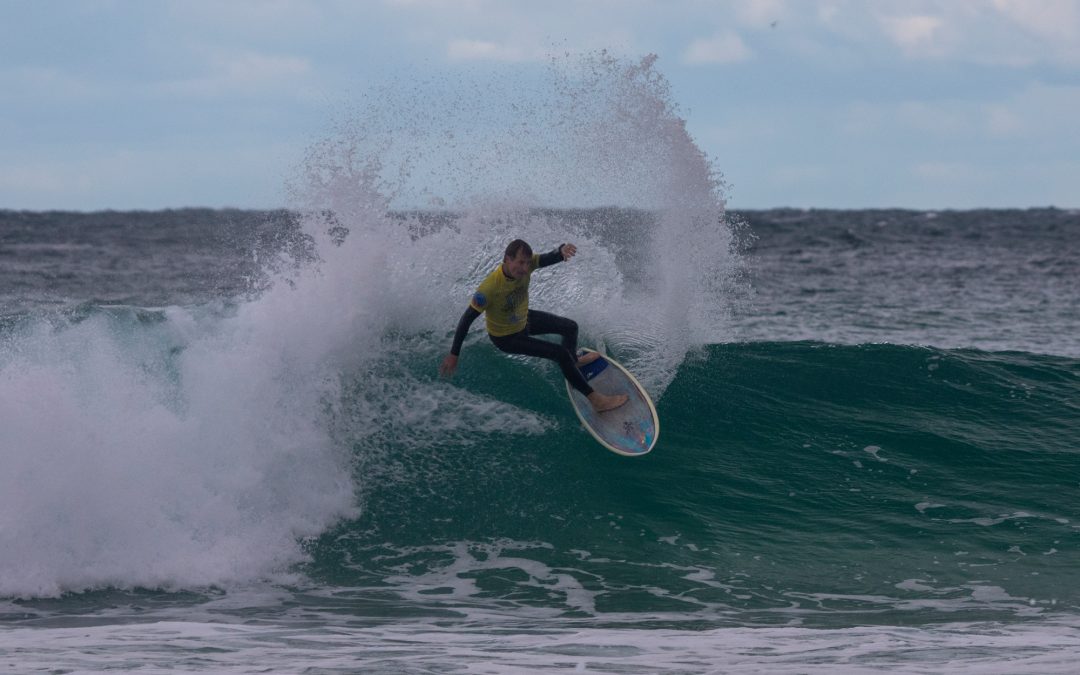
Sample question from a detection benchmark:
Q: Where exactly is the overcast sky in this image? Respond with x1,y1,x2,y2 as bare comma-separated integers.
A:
2,0,1079,210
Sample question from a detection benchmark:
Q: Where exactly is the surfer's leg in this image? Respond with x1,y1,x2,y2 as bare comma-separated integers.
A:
524,310,578,353
525,310,599,366
490,330,593,396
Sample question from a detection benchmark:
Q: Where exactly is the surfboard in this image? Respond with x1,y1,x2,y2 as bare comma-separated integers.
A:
566,348,659,456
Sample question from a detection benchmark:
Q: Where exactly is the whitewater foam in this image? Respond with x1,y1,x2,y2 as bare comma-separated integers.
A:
6,617,1080,674
0,301,358,597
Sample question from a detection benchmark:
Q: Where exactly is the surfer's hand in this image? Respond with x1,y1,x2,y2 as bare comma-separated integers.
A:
560,243,577,260
439,354,458,377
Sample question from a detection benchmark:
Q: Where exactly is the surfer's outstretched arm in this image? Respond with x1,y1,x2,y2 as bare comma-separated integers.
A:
536,243,577,268
440,306,481,377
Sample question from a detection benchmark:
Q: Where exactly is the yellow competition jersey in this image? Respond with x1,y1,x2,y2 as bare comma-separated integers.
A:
469,254,541,336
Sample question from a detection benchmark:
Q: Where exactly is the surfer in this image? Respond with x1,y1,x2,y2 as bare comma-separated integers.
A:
440,239,628,413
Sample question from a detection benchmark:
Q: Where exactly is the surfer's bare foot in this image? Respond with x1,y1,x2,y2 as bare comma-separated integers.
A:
588,391,628,412
577,351,602,367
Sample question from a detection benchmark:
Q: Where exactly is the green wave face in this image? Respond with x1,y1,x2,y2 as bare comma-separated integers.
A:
306,342,1080,627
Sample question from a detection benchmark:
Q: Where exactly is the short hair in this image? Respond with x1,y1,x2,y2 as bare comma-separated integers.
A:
504,239,532,259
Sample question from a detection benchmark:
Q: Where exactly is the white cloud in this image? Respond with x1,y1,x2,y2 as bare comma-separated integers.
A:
735,0,788,28
446,39,535,62
992,0,1080,64
880,14,944,56
683,32,752,65
841,98,983,140
855,81,1079,146
164,0,327,33
865,2,1080,67
0,65,109,102
984,105,1024,137
816,1,841,25
993,0,1079,42
384,0,484,8
152,49,312,98
222,51,310,81
997,81,1080,141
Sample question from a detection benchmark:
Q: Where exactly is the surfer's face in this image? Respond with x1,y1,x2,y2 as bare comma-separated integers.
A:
503,252,531,280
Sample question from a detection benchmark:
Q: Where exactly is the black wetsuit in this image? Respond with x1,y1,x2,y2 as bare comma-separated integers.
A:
449,248,593,396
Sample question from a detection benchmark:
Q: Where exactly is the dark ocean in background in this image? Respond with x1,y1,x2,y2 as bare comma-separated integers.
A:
2,205,1078,673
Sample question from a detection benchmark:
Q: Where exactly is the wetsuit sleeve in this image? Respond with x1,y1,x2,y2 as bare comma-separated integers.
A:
450,306,482,356
536,245,566,268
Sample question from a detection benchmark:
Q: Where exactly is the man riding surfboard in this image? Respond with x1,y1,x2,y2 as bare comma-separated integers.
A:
439,239,628,413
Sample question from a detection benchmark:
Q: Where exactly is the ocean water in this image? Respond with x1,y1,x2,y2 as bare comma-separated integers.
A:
2,54,1080,673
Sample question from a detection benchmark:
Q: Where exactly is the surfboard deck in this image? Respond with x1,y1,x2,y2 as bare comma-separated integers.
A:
566,348,659,456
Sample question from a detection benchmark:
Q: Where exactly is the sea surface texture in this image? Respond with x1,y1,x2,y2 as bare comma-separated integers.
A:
2,54,1079,673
